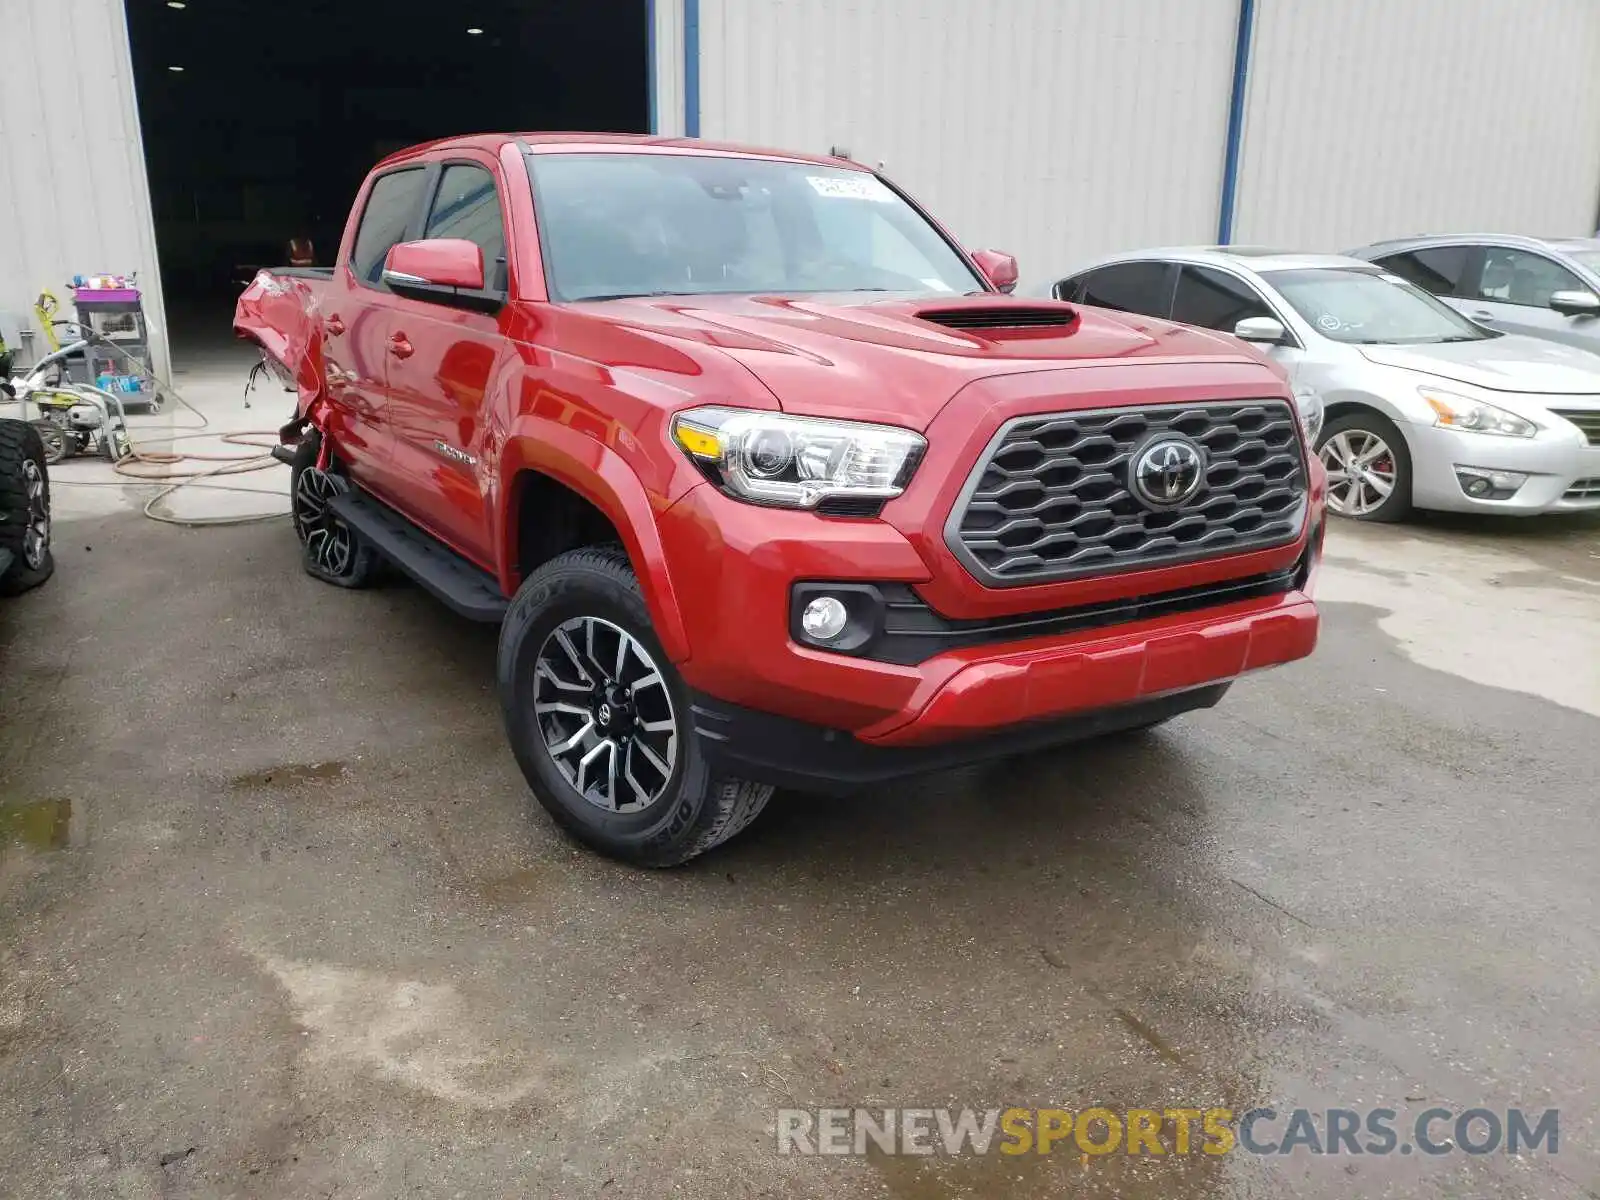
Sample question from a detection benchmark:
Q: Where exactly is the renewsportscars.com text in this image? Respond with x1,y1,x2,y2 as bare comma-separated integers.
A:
776,1106,1560,1157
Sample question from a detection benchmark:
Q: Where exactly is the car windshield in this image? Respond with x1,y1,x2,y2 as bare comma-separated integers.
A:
1263,267,1493,345
526,152,985,302
1564,250,1600,278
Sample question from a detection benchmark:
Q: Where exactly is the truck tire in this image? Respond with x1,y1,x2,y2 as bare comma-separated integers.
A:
0,419,54,596
498,545,774,867
289,432,379,588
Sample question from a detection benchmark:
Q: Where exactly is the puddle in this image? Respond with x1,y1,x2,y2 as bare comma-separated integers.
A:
476,868,544,906
0,797,73,851
230,761,347,790
1319,529,1600,718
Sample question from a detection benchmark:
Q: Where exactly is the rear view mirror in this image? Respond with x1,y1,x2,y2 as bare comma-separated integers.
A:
1549,289,1600,318
971,249,1019,294
1234,316,1288,344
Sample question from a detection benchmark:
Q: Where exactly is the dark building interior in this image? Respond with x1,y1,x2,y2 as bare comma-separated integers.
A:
125,0,649,340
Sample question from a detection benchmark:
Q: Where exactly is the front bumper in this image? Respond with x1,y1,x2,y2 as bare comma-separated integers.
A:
656,481,1322,751
689,681,1234,795
1406,420,1600,513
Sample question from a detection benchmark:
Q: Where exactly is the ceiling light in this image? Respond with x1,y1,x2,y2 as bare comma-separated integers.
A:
466,26,484,35
168,65,184,72
167,1,186,7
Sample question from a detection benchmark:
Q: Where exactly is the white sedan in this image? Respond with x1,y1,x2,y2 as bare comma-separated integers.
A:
1049,248,1600,520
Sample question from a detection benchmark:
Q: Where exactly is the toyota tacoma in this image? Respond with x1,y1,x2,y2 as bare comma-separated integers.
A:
236,134,1325,866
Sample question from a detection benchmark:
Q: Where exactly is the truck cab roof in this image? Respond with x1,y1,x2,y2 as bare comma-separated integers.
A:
374,132,873,172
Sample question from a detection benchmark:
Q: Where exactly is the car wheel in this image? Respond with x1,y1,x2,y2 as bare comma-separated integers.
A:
0,420,55,596
289,432,379,588
1315,411,1412,522
498,545,774,867
31,420,70,465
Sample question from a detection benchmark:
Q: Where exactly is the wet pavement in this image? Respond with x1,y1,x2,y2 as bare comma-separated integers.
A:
1,509,1597,1199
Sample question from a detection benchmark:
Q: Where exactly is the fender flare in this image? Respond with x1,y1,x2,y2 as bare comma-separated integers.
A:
498,421,693,665
1319,388,1419,451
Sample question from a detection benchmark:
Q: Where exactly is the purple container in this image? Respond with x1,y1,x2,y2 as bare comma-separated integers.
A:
73,288,142,305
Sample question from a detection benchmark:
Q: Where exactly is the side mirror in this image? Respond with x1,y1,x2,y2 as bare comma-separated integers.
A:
1549,289,1600,318
1234,316,1288,344
385,238,485,291
971,249,1019,294
381,239,501,314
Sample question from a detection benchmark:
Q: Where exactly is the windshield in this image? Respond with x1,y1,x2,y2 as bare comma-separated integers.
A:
526,152,985,302
1565,250,1600,278
1263,267,1493,345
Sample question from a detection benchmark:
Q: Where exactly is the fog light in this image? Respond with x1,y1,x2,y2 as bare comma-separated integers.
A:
801,595,849,641
1455,466,1528,501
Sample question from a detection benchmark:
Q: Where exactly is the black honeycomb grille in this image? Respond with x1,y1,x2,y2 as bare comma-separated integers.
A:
947,401,1308,585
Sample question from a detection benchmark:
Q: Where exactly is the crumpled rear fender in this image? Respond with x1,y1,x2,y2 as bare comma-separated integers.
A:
233,272,328,423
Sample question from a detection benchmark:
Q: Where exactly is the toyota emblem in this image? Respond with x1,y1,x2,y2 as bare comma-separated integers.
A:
1130,436,1205,508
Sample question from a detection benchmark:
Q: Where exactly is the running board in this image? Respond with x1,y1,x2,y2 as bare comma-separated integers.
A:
328,489,509,623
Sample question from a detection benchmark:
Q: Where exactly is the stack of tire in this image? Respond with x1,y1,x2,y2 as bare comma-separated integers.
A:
0,419,54,596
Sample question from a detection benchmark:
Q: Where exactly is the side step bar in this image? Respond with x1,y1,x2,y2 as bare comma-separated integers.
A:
328,489,509,623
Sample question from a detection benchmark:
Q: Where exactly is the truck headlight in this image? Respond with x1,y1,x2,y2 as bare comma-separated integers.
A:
1292,384,1324,443
1419,387,1537,438
671,407,926,511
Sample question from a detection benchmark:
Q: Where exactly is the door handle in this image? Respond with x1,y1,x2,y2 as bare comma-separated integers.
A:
1471,310,1497,321
388,333,414,360
325,314,345,336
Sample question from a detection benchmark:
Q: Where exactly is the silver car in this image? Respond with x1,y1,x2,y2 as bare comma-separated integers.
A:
1347,234,1600,352
1049,248,1600,520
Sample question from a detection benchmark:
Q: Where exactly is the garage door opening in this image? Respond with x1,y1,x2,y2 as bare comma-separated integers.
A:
126,0,650,365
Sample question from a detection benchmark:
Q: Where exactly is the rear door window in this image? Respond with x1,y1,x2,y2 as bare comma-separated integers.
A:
1374,246,1472,297
1171,265,1274,331
1078,261,1175,317
350,168,428,288
424,163,510,292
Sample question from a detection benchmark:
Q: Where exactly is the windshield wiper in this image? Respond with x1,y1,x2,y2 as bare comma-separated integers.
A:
571,286,910,302
569,290,687,302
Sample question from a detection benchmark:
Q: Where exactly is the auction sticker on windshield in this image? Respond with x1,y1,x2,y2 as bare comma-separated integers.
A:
807,174,895,202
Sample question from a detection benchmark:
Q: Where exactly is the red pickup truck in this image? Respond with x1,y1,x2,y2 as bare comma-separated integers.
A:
236,133,1325,866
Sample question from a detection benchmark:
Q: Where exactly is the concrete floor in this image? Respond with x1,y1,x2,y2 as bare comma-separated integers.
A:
26,335,292,529
2,483,1598,1197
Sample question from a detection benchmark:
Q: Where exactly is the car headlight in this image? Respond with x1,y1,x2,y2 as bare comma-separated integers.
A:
1419,386,1537,438
670,406,926,510
1292,384,1324,443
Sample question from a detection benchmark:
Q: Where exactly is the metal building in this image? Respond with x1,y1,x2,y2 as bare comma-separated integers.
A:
5,0,1600,376
0,0,165,370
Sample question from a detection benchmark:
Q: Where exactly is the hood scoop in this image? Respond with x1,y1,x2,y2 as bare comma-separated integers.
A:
916,304,1079,334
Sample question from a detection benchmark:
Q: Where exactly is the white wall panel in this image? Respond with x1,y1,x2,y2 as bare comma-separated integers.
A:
1236,0,1600,250
653,0,687,137
697,0,1239,291
0,0,166,374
